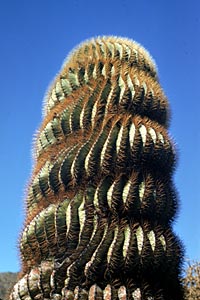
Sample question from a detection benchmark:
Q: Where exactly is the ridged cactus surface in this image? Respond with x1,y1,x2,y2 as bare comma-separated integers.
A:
10,36,184,300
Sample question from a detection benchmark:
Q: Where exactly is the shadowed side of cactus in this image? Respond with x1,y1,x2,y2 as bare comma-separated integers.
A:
10,36,184,300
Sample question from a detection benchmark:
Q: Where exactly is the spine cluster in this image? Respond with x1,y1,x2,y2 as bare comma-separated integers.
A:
10,36,184,300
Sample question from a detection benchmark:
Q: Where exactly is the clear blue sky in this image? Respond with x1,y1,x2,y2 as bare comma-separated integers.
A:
0,0,199,272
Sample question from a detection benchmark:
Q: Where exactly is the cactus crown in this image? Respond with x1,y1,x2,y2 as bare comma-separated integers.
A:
10,36,183,300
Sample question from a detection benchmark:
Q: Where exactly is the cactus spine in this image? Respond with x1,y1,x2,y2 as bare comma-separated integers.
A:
10,36,184,300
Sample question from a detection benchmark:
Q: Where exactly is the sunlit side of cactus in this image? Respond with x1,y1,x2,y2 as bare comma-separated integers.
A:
10,36,184,300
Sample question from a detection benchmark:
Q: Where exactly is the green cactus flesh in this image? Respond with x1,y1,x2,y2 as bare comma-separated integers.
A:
10,36,184,300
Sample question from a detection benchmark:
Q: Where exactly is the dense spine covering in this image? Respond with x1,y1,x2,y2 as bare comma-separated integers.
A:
10,36,184,300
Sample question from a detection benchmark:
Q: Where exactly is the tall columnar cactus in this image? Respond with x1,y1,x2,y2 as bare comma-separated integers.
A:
10,36,184,300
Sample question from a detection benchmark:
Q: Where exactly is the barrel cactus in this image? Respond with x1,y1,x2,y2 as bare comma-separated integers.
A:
10,36,184,300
